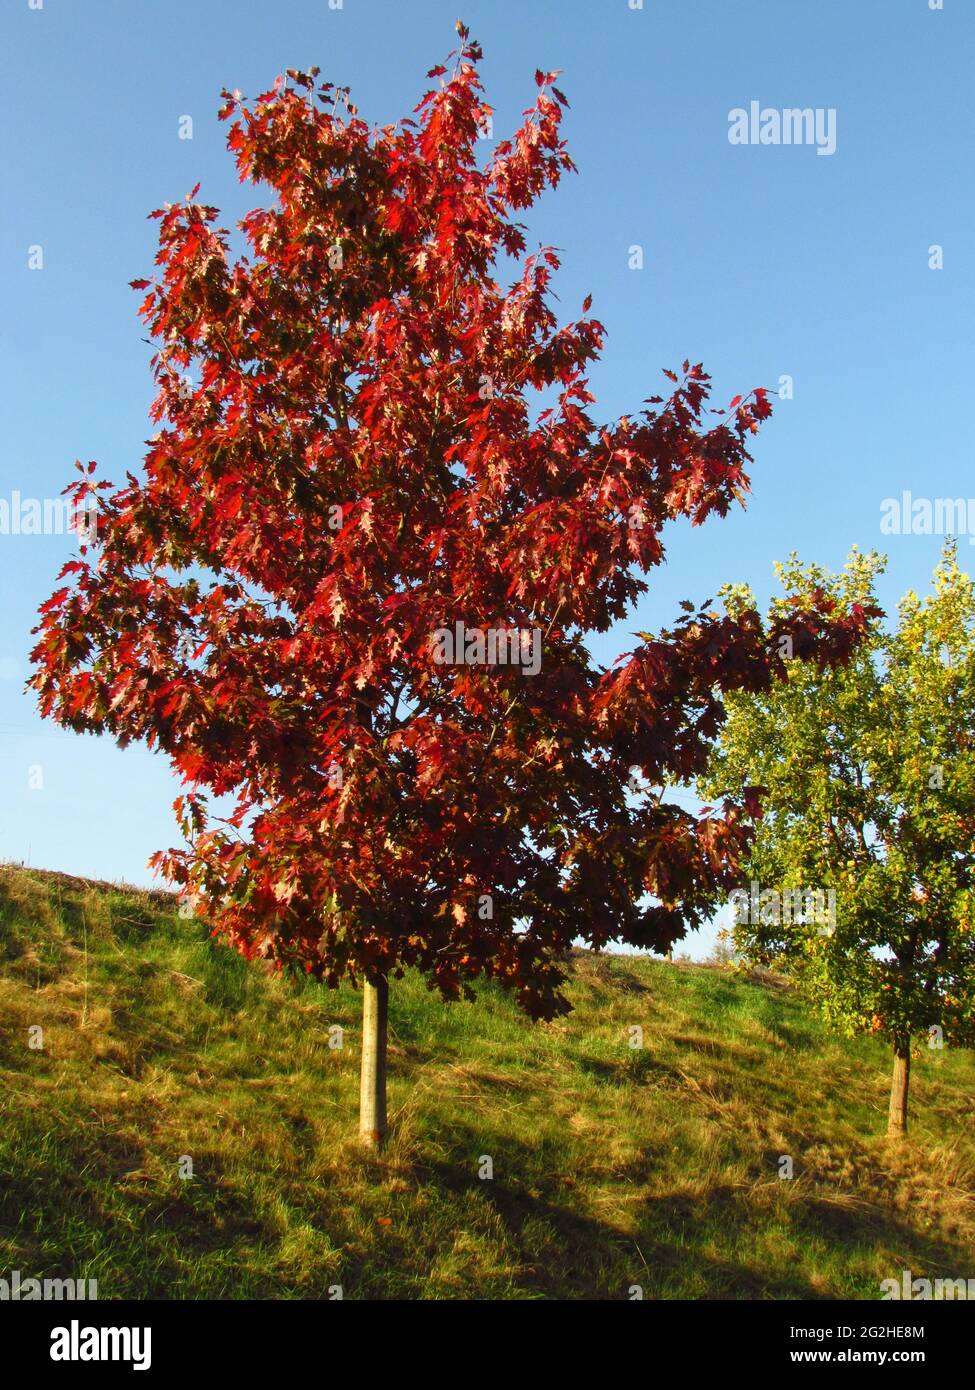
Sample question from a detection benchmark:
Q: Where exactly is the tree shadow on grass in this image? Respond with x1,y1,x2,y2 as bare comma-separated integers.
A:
576,1051,686,1091
409,1121,975,1300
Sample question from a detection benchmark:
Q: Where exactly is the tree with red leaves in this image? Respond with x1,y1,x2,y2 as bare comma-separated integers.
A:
30,26,872,1147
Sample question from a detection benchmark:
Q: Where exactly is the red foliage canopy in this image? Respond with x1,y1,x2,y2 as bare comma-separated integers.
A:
30,30,872,1016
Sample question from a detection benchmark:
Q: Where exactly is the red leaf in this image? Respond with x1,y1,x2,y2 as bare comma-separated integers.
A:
39,587,69,613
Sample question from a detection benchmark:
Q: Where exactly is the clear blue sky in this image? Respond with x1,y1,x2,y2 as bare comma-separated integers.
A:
1,0,971,959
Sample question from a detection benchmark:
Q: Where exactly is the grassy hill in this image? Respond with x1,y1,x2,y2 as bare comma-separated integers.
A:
1,864,972,1300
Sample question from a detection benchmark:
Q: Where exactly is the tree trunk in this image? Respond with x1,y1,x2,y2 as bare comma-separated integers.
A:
359,975,389,1149
887,1038,910,1138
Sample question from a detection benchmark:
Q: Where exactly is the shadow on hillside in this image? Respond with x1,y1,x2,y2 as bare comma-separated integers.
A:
3,1096,972,1300
0,1128,315,1298
576,1052,685,1091
411,1122,975,1300
571,956,653,996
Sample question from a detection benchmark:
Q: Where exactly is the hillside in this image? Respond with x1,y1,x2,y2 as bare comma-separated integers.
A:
1,864,972,1300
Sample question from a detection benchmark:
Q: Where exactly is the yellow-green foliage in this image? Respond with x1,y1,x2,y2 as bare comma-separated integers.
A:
705,544,975,1055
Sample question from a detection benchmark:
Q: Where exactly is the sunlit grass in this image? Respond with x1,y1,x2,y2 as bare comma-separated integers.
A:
1,864,972,1299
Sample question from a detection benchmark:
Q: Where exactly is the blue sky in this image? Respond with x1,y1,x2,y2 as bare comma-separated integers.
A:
1,0,971,959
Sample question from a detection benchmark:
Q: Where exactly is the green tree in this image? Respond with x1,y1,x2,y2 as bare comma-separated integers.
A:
702,544,975,1138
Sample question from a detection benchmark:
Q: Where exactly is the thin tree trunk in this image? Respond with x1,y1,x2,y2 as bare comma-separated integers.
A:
359,975,388,1148
887,1037,910,1138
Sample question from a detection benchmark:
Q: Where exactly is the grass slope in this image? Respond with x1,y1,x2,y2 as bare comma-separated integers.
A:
1,864,972,1300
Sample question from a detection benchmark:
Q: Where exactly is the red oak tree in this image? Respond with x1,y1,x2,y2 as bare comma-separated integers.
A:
30,27,871,1145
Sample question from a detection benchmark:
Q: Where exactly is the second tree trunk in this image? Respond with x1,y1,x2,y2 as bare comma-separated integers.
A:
887,1038,910,1138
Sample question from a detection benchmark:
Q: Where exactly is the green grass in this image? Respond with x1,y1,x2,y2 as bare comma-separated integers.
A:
1,864,973,1300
